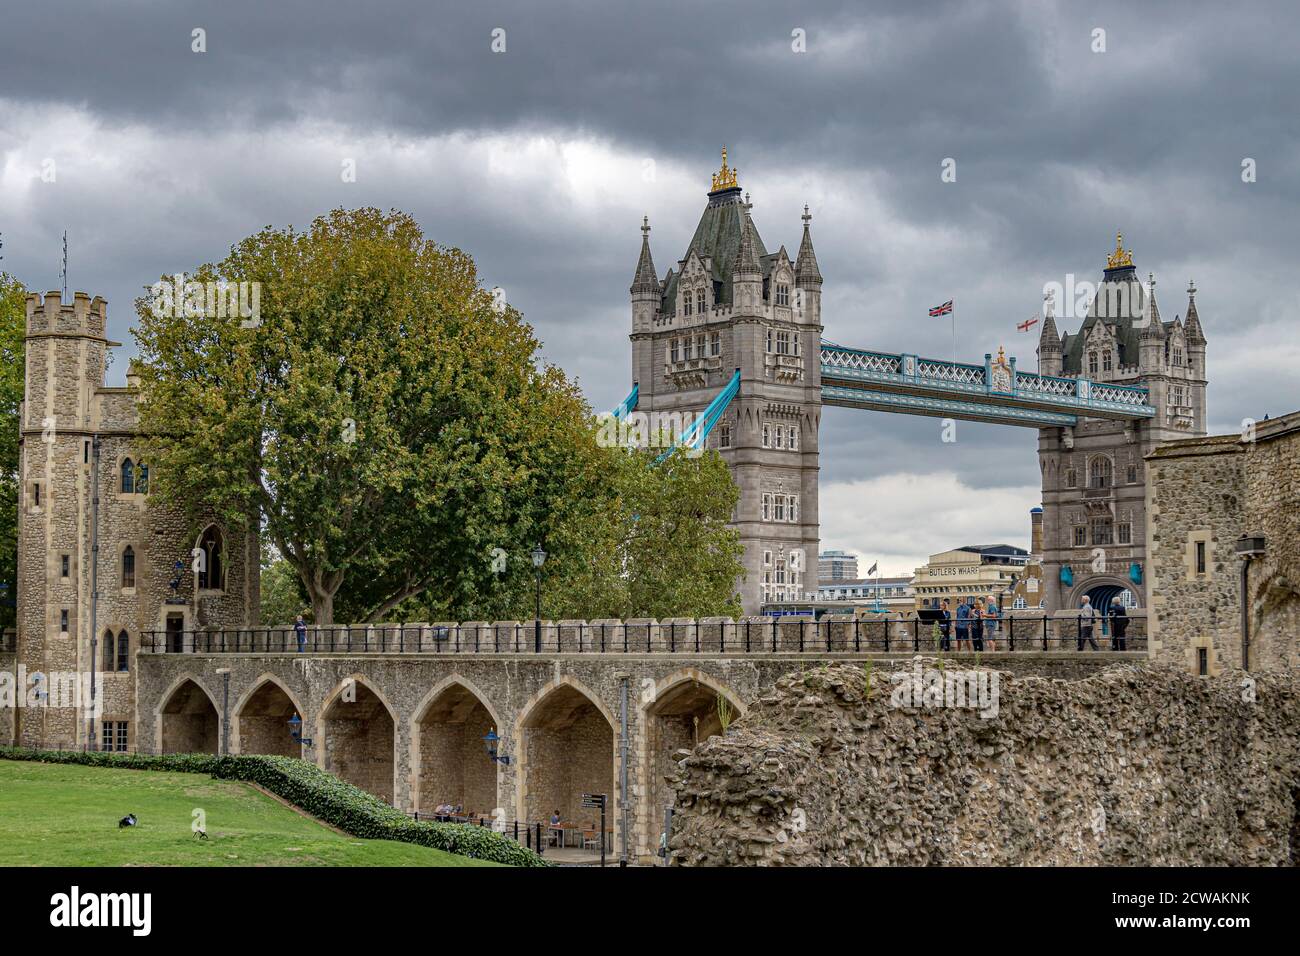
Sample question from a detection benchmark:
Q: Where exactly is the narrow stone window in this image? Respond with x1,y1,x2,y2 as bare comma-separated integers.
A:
120,459,135,494
61,555,69,578
60,610,68,633
122,546,136,589
1197,647,1208,676
1195,541,1206,575
117,631,129,672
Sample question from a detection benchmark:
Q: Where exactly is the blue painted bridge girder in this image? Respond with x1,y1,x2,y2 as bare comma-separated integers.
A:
819,343,1156,428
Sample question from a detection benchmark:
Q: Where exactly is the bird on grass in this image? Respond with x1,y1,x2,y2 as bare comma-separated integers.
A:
118,813,137,829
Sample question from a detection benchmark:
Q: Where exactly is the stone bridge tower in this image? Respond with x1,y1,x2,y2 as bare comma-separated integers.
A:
1036,235,1208,613
630,150,823,614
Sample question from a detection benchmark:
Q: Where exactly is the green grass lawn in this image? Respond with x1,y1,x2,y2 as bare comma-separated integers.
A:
0,760,497,867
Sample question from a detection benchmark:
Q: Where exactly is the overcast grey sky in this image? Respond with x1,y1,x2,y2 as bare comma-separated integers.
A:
2,0,1297,575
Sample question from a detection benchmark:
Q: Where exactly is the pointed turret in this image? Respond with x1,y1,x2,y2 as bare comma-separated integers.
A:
630,216,659,294
731,204,763,278
1141,272,1165,339
1183,279,1206,345
795,205,822,287
1036,290,1062,376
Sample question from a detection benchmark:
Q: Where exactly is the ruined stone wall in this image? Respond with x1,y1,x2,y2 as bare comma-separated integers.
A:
134,649,1134,861
668,660,1300,866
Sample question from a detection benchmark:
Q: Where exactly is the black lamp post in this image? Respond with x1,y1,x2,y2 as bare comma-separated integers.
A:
287,712,313,747
483,728,511,765
1234,534,1266,670
531,543,546,652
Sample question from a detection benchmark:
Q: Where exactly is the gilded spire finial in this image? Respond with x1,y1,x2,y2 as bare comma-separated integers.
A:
1107,231,1133,269
802,203,811,225
641,215,650,237
711,145,739,191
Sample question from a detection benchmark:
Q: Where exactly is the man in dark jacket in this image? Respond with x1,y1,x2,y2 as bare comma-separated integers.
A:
1110,604,1129,651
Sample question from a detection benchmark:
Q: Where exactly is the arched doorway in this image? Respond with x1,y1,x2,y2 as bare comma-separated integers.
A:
235,677,303,757
412,679,500,817
518,681,615,841
642,672,745,858
1072,576,1138,636
320,678,396,803
158,678,219,754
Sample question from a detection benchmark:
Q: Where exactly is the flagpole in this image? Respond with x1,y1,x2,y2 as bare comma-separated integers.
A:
951,303,957,364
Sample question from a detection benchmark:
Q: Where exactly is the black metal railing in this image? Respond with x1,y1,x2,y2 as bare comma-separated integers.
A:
406,812,614,858
139,615,1147,656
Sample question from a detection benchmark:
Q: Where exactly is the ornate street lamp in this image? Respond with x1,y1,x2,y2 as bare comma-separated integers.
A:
483,728,511,765
531,543,546,652
287,713,313,747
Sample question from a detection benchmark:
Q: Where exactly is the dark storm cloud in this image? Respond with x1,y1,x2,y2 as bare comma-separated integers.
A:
1,0,1297,567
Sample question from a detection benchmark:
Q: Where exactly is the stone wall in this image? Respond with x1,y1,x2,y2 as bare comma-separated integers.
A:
667,659,1300,866
134,647,1134,862
1147,410,1300,674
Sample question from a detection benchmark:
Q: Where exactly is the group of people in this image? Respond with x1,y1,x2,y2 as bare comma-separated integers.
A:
935,595,1002,651
931,594,1132,651
432,803,465,821
1077,595,1130,651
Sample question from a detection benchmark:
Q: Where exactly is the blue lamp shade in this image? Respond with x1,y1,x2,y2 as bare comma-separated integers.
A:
1059,565,1074,586
287,713,302,732
1129,562,1143,585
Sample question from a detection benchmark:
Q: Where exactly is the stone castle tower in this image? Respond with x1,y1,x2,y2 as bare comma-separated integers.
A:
630,150,822,614
13,291,256,750
1036,235,1208,613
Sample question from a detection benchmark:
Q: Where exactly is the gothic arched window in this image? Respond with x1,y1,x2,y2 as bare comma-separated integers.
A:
1089,456,1113,489
136,462,149,494
116,631,129,672
122,546,135,589
120,459,135,494
102,630,116,671
197,525,224,591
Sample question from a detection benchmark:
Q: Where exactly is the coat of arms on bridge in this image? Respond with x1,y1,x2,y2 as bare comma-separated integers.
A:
989,346,1014,394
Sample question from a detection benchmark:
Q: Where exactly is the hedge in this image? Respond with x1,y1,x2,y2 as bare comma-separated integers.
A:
0,747,546,867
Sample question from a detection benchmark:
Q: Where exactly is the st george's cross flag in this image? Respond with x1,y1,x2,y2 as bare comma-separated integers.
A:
928,300,953,317
1018,316,1039,332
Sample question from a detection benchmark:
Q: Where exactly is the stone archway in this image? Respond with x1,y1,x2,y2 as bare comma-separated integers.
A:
158,677,220,755
234,676,303,758
319,677,396,804
517,679,616,839
641,670,746,859
411,678,501,818
1252,575,1300,671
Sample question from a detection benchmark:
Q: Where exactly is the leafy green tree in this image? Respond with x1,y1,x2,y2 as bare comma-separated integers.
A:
0,274,25,628
134,208,610,625
259,551,308,625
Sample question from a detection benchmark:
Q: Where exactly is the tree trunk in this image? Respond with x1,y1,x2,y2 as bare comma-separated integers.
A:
311,589,334,627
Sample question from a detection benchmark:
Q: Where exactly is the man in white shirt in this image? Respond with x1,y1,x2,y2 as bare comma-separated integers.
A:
1077,595,1099,651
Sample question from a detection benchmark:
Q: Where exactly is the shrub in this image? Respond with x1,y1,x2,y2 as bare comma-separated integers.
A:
0,747,545,867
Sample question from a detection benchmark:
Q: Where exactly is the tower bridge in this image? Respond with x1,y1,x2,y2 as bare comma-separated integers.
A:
629,151,1206,614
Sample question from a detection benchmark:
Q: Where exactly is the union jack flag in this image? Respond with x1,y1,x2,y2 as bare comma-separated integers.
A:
928,300,953,317
1017,316,1039,332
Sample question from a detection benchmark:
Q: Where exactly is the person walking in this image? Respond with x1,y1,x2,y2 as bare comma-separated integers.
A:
939,599,952,652
294,614,308,653
983,595,1000,652
1110,603,1129,651
1077,596,1099,651
970,596,984,652
955,596,970,652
